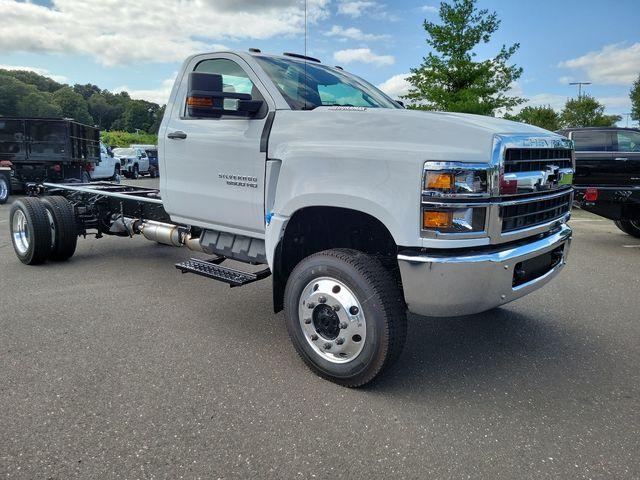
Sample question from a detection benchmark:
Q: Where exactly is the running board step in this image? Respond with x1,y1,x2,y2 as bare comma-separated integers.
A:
175,258,271,287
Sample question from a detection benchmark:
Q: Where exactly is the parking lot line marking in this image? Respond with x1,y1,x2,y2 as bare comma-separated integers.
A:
622,245,640,248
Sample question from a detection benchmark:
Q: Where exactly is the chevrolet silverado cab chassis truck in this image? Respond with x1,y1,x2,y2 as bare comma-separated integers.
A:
8,51,574,386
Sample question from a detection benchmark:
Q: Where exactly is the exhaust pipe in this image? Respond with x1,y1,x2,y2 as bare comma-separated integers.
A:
136,220,203,251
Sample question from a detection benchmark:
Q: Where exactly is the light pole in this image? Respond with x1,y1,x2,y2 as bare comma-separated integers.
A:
569,81,591,98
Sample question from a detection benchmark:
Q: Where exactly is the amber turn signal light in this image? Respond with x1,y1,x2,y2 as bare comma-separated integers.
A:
425,172,454,191
187,96,213,107
423,210,453,229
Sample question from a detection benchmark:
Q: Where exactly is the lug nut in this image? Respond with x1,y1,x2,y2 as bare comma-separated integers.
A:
304,318,312,324
340,322,348,329
323,343,332,350
333,305,340,312
349,306,359,315
307,302,315,309
336,338,345,345
318,296,327,304
311,334,318,341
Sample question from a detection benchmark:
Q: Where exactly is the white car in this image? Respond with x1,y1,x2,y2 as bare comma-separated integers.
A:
90,142,120,181
112,147,150,179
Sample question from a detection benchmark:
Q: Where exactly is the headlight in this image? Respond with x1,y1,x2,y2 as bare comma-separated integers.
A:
423,162,489,198
422,207,486,233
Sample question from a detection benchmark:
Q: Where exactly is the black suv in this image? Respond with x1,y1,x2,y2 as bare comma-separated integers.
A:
558,127,640,238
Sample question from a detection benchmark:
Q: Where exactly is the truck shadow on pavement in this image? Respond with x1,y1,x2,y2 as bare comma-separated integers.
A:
368,308,618,400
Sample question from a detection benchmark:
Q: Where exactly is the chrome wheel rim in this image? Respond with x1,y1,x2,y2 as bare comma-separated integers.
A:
12,210,30,255
298,277,367,364
0,177,7,200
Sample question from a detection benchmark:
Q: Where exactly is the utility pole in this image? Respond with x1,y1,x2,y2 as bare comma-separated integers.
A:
569,81,591,98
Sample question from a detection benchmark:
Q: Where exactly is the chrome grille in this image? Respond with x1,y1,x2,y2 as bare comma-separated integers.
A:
501,192,572,233
504,148,572,173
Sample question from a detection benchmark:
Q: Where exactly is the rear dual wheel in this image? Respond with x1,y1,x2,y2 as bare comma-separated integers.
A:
9,196,77,265
284,249,407,387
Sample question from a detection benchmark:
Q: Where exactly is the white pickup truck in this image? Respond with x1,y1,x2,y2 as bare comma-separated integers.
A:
8,50,573,386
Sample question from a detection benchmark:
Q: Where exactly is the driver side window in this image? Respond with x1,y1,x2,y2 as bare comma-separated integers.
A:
194,58,262,111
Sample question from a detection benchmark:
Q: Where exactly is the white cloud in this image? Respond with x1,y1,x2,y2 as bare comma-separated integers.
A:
112,74,177,105
324,25,390,41
377,73,411,98
559,42,640,86
334,48,394,66
421,5,438,13
0,0,330,66
0,64,67,83
337,1,376,17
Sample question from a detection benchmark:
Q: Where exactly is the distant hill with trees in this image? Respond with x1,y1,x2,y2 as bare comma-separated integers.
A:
0,68,164,138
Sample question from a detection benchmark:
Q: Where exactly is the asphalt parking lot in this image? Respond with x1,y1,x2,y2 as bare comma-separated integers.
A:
1,178,639,479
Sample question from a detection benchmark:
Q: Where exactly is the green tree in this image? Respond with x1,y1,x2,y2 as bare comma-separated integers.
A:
122,100,154,132
0,74,32,116
52,86,94,124
88,93,122,130
17,92,62,117
405,0,525,115
630,74,640,123
504,105,560,131
3,69,63,93
560,95,621,128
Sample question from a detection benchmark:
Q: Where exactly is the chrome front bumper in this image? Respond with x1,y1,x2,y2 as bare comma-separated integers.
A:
397,224,572,317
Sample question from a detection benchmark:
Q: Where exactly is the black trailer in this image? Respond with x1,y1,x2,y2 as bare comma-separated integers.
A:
0,117,100,191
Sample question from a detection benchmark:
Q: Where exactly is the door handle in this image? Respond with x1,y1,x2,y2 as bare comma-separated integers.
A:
167,131,187,140
614,157,628,161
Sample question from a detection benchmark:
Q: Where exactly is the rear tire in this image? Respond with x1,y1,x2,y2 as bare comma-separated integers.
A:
81,171,91,183
284,249,407,387
614,220,640,238
9,198,51,265
0,174,10,204
41,196,78,261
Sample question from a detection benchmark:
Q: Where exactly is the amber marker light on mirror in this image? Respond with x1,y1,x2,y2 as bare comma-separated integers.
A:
187,96,213,107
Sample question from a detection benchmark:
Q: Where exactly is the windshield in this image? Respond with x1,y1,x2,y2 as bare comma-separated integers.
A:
255,56,400,110
113,148,135,156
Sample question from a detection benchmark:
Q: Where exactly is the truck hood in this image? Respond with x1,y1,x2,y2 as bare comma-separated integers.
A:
269,107,552,164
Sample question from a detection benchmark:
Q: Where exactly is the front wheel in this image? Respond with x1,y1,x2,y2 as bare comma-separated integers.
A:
0,174,10,204
81,171,91,184
132,165,140,180
614,220,640,238
284,249,407,387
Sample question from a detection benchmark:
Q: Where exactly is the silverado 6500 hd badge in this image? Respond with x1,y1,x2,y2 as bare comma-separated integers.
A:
218,173,258,189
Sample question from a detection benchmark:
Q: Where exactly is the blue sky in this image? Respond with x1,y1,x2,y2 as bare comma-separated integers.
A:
0,0,638,124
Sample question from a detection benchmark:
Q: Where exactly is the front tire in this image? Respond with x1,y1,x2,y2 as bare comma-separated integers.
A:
132,165,140,180
614,220,640,238
81,171,91,183
41,196,77,261
284,249,407,387
0,174,10,204
9,198,52,265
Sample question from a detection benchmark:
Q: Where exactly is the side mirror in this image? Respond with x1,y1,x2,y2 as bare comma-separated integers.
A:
395,99,405,108
107,147,114,157
187,72,263,118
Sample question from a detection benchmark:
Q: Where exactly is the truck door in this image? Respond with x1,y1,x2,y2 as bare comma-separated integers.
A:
612,130,640,186
572,130,614,186
162,54,272,235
